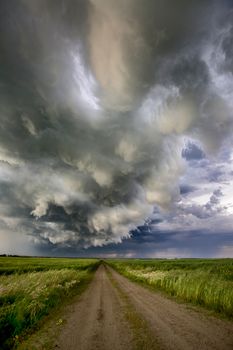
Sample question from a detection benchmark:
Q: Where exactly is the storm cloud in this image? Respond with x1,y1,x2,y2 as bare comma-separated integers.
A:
0,0,233,253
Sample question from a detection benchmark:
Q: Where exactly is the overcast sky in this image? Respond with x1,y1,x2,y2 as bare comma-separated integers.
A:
0,0,233,258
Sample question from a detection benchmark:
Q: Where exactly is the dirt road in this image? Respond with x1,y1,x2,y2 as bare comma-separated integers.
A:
56,265,233,350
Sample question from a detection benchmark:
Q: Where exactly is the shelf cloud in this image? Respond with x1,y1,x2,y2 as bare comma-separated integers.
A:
0,0,232,253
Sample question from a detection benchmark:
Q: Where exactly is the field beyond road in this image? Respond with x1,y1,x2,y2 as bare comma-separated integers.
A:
0,257,233,349
108,258,233,317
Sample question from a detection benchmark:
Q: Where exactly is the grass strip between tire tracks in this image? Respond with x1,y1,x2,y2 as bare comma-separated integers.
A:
106,266,161,350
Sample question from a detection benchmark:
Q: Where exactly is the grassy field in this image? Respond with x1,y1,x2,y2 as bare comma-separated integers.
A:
0,256,99,275
107,259,233,318
0,257,100,349
1,257,232,348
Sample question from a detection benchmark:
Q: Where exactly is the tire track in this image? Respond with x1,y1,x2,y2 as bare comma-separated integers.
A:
56,265,233,350
56,265,134,350
109,266,233,350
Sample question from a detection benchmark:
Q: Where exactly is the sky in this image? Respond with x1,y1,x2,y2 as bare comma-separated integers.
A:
0,0,233,258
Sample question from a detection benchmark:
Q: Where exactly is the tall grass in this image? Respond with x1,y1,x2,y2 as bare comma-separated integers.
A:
108,259,233,318
0,258,100,349
0,257,99,275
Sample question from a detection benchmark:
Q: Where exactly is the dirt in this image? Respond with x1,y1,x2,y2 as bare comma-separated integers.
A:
55,265,134,350
55,265,233,350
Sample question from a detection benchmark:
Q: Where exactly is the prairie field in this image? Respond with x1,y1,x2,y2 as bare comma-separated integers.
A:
1,257,233,350
0,257,99,349
108,258,233,318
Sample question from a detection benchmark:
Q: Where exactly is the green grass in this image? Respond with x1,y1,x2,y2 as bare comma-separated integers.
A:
0,257,99,275
0,257,100,349
107,259,233,318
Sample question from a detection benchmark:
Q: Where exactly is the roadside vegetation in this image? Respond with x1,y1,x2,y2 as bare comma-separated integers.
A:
107,259,233,318
0,257,100,349
0,256,98,275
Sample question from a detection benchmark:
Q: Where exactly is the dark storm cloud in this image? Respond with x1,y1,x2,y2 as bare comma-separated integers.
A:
34,229,233,258
182,142,205,161
179,184,197,195
0,0,233,252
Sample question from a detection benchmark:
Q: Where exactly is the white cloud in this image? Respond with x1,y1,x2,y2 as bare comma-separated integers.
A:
0,1,232,252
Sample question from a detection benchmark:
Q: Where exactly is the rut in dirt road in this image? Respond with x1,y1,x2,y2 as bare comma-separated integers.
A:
109,267,233,350
56,265,135,350
56,265,233,350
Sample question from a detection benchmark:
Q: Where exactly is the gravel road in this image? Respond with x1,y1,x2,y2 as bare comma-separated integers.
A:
56,265,233,350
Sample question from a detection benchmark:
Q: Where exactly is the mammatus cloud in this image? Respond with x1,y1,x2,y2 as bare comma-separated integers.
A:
0,0,233,252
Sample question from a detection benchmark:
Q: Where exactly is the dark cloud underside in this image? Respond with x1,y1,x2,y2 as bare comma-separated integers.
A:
0,1,233,256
